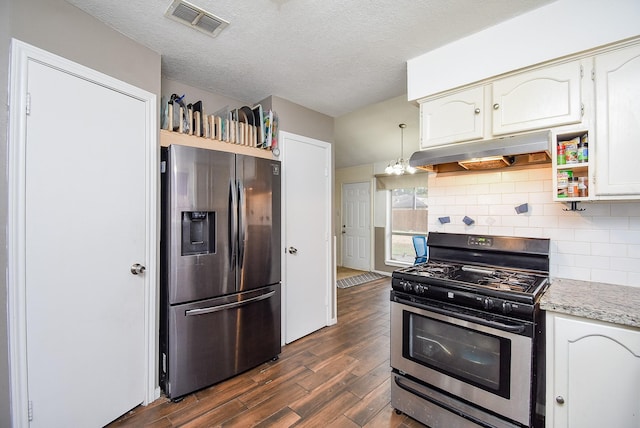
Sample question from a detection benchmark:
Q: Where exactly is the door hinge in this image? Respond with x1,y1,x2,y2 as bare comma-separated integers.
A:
591,68,595,81
581,103,584,117
28,400,33,422
26,92,31,116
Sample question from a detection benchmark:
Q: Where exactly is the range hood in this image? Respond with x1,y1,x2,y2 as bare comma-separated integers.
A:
409,130,551,171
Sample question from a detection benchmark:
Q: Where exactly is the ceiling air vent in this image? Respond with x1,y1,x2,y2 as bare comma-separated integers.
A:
165,0,229,38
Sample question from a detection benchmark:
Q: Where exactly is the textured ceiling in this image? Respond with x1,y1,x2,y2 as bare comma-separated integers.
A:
65,0,555,167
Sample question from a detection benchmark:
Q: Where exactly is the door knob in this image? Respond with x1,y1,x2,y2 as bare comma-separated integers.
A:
130,263,146,275
288,247,298,255
555,396,565,405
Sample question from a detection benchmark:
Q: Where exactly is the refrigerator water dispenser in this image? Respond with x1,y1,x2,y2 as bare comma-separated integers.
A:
181,211,215,255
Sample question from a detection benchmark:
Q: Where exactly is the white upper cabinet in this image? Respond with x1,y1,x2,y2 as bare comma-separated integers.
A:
418,60,584,150
593,43,640,197
420,86,485,148
492,61,583,135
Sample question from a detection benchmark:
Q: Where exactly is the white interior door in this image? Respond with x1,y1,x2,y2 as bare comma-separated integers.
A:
281,132,332,343
341,182,371,271
8,41,156,427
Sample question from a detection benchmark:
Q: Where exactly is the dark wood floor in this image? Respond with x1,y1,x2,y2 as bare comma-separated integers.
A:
107,277,426,427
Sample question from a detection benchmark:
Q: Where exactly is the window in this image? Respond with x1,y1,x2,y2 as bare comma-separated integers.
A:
389,187,428,264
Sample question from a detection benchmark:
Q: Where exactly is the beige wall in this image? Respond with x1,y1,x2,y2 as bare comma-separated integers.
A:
0,0,161,425
265,96,335,144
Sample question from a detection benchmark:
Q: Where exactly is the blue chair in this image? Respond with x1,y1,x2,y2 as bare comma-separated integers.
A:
412,236,428,264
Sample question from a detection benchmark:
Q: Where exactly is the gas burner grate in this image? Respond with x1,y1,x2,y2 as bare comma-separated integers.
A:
476,271,539,293
410,261,458,278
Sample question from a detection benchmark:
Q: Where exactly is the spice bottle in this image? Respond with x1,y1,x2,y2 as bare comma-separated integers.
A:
557,171,569,198
567,177,576,197
557,143,566,165
578,136,589,163
578,177,588,197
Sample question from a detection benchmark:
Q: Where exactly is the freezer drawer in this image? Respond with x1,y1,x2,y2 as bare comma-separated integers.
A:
163,284,281,398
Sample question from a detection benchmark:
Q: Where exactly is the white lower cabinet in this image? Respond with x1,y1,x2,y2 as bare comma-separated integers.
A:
546,312,640,428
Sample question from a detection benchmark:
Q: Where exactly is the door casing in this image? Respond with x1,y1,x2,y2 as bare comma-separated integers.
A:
341,181,371,271
7,39,158,427
280,131,334,344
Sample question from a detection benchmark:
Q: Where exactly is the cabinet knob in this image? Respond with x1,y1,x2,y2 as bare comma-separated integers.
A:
474,108,481,114
493,103,500,110
555,396,565,405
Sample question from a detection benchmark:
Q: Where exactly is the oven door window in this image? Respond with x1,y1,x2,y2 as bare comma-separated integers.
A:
404,311,511,398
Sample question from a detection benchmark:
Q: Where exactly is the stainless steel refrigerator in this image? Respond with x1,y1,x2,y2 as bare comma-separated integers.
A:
160,144,281,399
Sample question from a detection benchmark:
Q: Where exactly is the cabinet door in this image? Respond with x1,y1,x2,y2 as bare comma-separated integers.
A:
420,86,484,148
492,61,583,135
548,314,640,428
594,43,640,197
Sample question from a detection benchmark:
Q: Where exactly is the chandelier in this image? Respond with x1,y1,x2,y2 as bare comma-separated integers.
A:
385,123,416,175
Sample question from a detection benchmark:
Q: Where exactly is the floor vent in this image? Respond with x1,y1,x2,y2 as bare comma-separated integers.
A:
165,0,229,38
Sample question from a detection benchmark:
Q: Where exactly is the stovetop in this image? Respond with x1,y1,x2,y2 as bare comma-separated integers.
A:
396,261,547,295
391,261,550,319
391,233,551,319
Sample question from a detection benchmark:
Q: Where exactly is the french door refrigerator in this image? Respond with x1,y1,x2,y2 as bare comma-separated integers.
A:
160,144,281,399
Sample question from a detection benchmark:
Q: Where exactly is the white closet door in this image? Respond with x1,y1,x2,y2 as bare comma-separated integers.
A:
281,132,332,343
23,58,148,427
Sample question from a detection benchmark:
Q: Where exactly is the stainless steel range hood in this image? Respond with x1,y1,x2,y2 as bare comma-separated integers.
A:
409,130,551,171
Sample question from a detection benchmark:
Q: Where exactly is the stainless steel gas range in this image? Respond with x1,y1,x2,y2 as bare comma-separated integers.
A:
390,232,550,428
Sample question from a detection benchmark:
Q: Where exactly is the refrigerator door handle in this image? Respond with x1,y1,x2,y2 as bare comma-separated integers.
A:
238,179,246,269
184,290,276,316
229,179,238,268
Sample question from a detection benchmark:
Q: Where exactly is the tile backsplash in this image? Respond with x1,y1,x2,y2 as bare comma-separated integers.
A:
427,166,640,288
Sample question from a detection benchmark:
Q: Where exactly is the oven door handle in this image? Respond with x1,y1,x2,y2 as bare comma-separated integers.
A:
395,296,526,334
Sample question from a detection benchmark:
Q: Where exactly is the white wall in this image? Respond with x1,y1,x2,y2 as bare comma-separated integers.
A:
408,0,640,100
427,166,640,287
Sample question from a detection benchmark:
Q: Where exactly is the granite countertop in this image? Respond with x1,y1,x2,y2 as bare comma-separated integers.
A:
540,278,640,329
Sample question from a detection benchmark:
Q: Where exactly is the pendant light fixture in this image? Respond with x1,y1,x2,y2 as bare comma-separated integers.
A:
385,123,416,175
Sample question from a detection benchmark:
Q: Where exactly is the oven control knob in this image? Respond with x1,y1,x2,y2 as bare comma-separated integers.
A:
483,298,494,310
502,302,513,314
401,281,411,292
416,284,425,294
